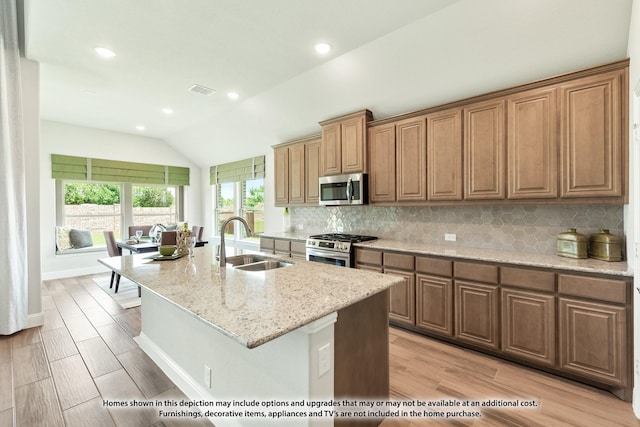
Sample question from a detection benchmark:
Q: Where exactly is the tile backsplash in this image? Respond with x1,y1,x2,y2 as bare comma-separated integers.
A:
290,205,624,254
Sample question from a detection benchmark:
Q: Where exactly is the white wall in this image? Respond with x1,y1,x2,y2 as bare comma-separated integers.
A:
21,57,42,323
40,120,203,279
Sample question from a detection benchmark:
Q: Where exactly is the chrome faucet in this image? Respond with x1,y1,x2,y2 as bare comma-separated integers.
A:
219,216,253,266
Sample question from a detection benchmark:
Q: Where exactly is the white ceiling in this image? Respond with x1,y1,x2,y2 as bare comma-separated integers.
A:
24,0,634,167
24,0,460,138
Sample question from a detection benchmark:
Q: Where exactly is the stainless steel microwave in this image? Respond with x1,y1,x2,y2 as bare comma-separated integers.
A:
319,173,368,206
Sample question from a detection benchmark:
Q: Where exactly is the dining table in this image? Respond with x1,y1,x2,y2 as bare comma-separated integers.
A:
116,238,159,254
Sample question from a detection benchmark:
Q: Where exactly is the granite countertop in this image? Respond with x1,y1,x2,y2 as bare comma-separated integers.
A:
98,246,401,349
355,239,633,277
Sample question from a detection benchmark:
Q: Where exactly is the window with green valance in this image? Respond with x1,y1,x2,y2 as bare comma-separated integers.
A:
210,155,265,185
51,154,190,185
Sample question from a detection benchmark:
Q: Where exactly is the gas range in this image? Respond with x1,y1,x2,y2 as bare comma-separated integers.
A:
306,233,377,268
307,233,377,252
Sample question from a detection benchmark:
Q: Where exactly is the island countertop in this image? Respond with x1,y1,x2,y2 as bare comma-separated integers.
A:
99,246,401,348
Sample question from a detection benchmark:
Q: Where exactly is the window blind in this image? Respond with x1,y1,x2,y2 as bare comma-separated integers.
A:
51,154,190,185
210,155,265,185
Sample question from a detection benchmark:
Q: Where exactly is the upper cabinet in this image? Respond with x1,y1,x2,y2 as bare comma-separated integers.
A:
273,135,321,207
464,99,506,200
275,59,628,207
559,70,626,199
320,109,373,176
507,87,558,199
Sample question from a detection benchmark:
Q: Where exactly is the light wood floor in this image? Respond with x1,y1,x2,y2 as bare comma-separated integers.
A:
1,274,639,426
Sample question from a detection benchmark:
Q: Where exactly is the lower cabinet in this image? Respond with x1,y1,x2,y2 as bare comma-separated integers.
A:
559,297,627,387
454,280,500,351
385,268,415,326
501,288,555,366
416,274,453,337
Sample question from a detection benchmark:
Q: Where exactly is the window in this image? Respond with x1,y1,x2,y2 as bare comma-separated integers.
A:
213,178,264,243
132,185,178,226
210,155,265,247
56,181,184,247
59,182,123,245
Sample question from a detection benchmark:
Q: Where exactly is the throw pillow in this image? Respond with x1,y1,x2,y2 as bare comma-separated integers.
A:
55,226,73,251
69,229,94,248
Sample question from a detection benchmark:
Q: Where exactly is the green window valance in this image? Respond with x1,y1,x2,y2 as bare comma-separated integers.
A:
210,155,265,185
51,154,190,186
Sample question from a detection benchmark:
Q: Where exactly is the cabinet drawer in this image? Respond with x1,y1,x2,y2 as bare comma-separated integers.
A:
384,252,415,271
355,248,382,265
290,241,306,255
501,267,555,292
416,256,452,277
260,238,275,254
558,274,627,304
454,261,498,284
274,239,291,254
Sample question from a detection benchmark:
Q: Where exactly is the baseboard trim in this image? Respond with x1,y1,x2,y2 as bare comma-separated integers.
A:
41,265,109,280
26,312,44,328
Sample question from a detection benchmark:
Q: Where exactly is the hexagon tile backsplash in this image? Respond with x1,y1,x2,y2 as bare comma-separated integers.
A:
290,205,624,254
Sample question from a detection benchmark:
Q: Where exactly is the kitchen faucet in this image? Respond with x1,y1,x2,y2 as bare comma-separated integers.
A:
218,216,253,266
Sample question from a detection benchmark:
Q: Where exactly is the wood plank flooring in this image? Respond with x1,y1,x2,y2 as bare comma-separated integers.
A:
1,274,639,426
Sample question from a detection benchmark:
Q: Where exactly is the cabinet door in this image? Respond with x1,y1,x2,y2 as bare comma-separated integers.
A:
368,123,396,202
305,139,320,204
559,297,626,386
464,99,506,200
501,289,555,367
396,117,427,201
288,143,305,204
454,280,499,350
341,115,366,173
320,122,342,176
560,70,624,198
416,274,453,337
274,146,289,205
427,108,463,201
507,88,558,199
384,268,415,326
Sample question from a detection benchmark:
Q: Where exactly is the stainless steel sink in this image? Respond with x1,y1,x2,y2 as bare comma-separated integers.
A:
225,254,268,266
234,260,293,272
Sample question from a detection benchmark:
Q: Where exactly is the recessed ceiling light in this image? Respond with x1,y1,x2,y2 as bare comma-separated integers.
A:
136,125,145,131
94,47,116,58
84,90,97,95
227,92,239,100
162,107,174,115
314,42,331,55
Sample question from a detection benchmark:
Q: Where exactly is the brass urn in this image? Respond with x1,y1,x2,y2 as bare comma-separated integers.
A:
557,228,587,259
589,229,622,262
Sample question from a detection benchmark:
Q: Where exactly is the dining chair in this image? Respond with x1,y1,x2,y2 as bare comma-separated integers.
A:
128,225,152,238
103,230,123,292
161,230,177,245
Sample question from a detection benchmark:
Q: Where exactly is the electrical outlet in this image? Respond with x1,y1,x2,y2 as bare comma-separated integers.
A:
298,224,304,230
204,365,212,388
445,233,456,242
318,343,331,377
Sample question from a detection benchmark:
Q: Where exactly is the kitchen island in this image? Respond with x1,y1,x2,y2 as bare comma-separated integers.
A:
99,246,402,427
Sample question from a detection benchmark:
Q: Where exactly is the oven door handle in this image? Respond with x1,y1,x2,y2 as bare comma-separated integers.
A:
306,247,350,261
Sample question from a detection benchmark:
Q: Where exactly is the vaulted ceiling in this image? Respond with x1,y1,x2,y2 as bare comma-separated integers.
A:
24,0,633,166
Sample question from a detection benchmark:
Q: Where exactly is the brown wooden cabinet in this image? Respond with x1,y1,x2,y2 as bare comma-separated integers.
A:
464,99,506,200
320,110,372,176
559,70,625,199
274,146,289,205
273,135,321,206
501,289,555,366
383,252,415,326
368,123,396,203
416,274,453,337
304,138,320,204
396,116,427,202
427,108,463,201
288,143,305,204
507,87,558,199
454,261,500,350
558,273,629,388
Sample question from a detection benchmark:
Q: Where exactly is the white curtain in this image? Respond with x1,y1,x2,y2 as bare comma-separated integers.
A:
0,0,29,335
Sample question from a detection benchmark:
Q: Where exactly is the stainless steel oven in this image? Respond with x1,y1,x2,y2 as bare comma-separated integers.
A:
306,233,377,268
